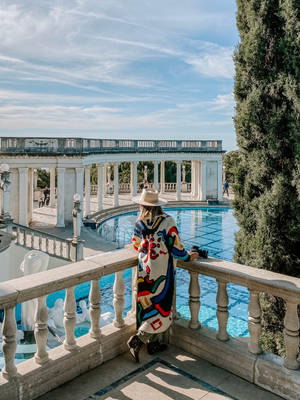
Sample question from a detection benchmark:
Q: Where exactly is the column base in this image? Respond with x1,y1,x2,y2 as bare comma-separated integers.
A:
56,223,65,228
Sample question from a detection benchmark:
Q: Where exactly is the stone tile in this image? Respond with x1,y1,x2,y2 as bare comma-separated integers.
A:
100,364,210,400
159,346,232,389
216,374,284,400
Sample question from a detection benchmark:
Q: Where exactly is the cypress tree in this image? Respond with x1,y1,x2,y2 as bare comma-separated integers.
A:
233,0,300,354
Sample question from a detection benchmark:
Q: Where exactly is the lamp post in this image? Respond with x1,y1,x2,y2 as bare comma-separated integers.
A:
71,193,84,262
0,164,13,229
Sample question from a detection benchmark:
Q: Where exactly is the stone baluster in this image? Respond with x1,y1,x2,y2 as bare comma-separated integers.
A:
39,235,42,251
89,280,101,339
31,232,34,248
283,300,300,370
188,271,200,329
248,290,262,354
216,280,229,341
63,286,77,350
113,271,125,328
34,296,49,364
2,307,17,379
127,267,137,317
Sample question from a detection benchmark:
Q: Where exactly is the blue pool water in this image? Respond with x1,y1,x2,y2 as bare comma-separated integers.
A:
1,207,249,370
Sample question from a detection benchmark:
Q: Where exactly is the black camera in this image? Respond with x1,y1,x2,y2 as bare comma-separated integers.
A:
190,245,208,259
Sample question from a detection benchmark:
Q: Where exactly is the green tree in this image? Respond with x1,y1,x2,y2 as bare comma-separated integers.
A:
233,0,300,354
37,168,50,188
223,151,241,185
165,161,176,182
119,162,130,183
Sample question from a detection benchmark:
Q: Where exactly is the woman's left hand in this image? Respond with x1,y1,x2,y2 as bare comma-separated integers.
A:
189,251,199,261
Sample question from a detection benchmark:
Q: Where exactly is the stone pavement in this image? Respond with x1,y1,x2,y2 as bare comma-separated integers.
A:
37,345,283,400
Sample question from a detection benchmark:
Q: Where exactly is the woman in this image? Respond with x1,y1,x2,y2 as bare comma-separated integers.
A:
127,189,199,362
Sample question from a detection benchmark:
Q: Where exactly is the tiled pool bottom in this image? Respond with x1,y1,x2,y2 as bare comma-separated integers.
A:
98,207,250,338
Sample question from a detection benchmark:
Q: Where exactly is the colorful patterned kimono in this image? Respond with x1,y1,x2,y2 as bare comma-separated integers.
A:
132,213,190,334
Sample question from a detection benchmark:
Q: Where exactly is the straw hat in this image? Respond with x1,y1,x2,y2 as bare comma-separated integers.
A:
132,189,167,207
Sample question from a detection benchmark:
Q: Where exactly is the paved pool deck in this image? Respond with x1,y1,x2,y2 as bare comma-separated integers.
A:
36,344,283,400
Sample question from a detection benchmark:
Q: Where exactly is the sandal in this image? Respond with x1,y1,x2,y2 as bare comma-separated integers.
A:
147,341,168,355
127,335,143,363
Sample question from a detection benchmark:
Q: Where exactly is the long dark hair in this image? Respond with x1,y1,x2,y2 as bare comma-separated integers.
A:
138,205,164,222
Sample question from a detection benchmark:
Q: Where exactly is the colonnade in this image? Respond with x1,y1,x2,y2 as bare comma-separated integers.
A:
3,156,223,228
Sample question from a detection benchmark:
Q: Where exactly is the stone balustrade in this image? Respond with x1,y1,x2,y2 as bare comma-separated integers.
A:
0,249,300,399
12,223,82,262
0,137,222,155
90,182,192,195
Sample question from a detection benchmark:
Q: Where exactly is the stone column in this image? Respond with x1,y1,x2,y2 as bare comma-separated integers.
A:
0,165,11,222
84,165,91,216
103,164,107,196
130,161,137,197
200,160,207,201
56,168,65,228
176,161,182,201
97,163,104,211
113,162,119,207
217,160,223,201
191,161,195,199
107,165,112,195
192,161,200,200
154,161,159,191
160,161,165,193
28,168,34,224
75,167,84,206
197,161,201,200
50,167,56,207
33,169,38,190
18,168,28,226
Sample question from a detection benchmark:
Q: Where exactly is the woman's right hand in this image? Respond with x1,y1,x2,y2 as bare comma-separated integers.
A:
189,251,199,261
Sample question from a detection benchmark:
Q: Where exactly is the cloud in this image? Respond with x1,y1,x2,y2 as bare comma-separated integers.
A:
210,93,235,110
186,47,234,79
0,1,237,150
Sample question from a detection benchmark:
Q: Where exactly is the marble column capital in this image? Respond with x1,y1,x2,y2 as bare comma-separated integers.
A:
18,167,28,173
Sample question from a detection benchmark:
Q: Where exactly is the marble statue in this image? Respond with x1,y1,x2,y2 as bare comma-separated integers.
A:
20,251,49,332
48,298,64,328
